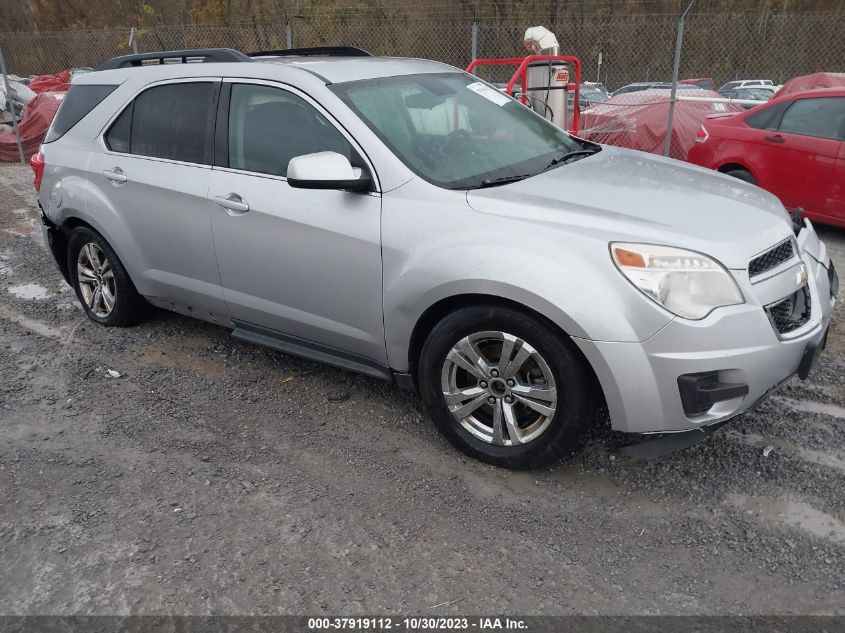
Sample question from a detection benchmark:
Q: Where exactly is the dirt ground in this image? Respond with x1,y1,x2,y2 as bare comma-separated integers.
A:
0,163,843,616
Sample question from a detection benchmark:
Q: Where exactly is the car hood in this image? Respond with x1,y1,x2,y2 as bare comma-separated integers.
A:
465,146,793,269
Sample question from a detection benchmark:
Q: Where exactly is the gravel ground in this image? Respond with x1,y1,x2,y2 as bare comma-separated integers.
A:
0,163,843,616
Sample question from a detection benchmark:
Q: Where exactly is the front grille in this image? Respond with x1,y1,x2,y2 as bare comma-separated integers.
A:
766,285,811,335
749,239,795,278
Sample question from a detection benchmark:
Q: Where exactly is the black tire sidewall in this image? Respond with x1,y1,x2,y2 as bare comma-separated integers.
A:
67,227,144,327
418,305,592,469
725,169,756,185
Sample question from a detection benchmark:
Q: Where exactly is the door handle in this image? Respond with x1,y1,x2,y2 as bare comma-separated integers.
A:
764,134,785,144
102,168,127,183
213,193,250,214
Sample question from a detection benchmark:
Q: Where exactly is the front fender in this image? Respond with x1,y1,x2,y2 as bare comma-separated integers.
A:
381,182,673,371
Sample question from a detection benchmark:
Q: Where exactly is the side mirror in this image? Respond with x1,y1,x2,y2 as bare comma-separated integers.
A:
286,151,371,192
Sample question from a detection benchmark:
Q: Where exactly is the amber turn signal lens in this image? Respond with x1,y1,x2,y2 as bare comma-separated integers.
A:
612,247,646,268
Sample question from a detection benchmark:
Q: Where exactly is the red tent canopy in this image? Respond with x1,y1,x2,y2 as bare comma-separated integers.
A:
579,89,742,160
0,92,64,161
774,72,845,99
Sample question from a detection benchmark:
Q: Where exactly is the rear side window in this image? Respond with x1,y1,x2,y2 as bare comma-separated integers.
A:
778,97,845,140
44,84,117,143
745,101,790,130
105,82,217,164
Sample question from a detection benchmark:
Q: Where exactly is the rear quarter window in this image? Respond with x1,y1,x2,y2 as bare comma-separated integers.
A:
745,101,790,130
104,82,217,164
44,84,118,143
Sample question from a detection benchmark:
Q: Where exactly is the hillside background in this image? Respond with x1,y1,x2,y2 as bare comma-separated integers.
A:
2,0,840,31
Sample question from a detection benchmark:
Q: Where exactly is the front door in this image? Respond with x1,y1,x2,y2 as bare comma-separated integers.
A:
208,80,386,365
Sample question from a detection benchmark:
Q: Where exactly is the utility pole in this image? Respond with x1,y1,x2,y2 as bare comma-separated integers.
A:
663,0,696,158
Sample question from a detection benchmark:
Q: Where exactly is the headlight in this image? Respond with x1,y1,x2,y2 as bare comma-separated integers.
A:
610,243,744,320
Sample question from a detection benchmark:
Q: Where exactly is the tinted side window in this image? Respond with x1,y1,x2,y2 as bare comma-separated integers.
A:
44,84,117,143
124,82,216,164
105,103,132,153
227,83,353,177
745,101,790,130
778,97,845,140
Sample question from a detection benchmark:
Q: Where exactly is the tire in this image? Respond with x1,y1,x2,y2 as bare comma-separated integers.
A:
67,226,149,327
724,168,756,185
418,305,595,470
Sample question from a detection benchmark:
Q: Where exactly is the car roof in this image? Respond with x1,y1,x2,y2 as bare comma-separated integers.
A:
771,86,845,102
77,54,460,86
254,55,458,83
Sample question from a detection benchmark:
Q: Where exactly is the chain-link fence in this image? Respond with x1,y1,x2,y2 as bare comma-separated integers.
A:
1,9,844,162
2,11,843,87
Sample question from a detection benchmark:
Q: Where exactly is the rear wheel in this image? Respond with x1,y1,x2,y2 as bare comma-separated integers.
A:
724,168,756,185
418,305,594,469
67,227,149,327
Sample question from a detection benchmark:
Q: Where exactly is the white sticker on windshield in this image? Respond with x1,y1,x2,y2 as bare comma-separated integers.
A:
467,81,511,107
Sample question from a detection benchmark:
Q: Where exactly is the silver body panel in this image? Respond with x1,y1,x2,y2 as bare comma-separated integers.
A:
38,56,837,434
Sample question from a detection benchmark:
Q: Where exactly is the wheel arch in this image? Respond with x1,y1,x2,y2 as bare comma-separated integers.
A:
403,292,605,404
717,162,757,182
57,216,141,290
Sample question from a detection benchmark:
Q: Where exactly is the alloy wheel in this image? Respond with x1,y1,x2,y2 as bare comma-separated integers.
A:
77,242,116,318
440,331,558,446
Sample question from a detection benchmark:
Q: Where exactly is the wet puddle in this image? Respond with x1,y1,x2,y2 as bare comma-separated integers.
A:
726,493,845,545
0,306,63,339
777,397,845,420
8,283,51,300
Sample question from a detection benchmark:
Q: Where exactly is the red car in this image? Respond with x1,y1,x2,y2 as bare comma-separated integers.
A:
688,87,845,228
679,77,716,91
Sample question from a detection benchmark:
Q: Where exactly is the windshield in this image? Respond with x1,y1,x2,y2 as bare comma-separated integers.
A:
330,72,584,189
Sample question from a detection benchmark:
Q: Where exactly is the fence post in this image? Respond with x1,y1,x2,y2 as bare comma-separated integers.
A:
286,23,292,48
129,27,139,54
663,0,696,158
471,22,478,61
0,45,26,164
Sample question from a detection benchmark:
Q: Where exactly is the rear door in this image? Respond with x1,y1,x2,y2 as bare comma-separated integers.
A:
751,95,845,218
88,79,227,319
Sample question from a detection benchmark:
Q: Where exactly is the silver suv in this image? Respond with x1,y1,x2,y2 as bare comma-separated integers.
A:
34,47,837,469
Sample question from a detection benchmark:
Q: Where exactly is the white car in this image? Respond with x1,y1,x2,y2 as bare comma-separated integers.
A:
718,79,775,92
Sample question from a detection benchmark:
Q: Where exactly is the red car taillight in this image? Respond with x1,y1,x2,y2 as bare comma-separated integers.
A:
30,150,45,192
695,124,710,143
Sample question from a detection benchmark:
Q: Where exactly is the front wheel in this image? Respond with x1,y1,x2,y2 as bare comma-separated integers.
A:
418,305,595,469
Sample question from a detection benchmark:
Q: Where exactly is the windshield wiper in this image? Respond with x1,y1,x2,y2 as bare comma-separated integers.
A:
475,174,532,189
544,146,601,170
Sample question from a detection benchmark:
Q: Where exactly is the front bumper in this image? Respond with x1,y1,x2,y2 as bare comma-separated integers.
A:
573,231,836,434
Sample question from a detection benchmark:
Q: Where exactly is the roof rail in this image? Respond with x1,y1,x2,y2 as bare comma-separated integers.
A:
249,46,373,58
96,48,251,70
